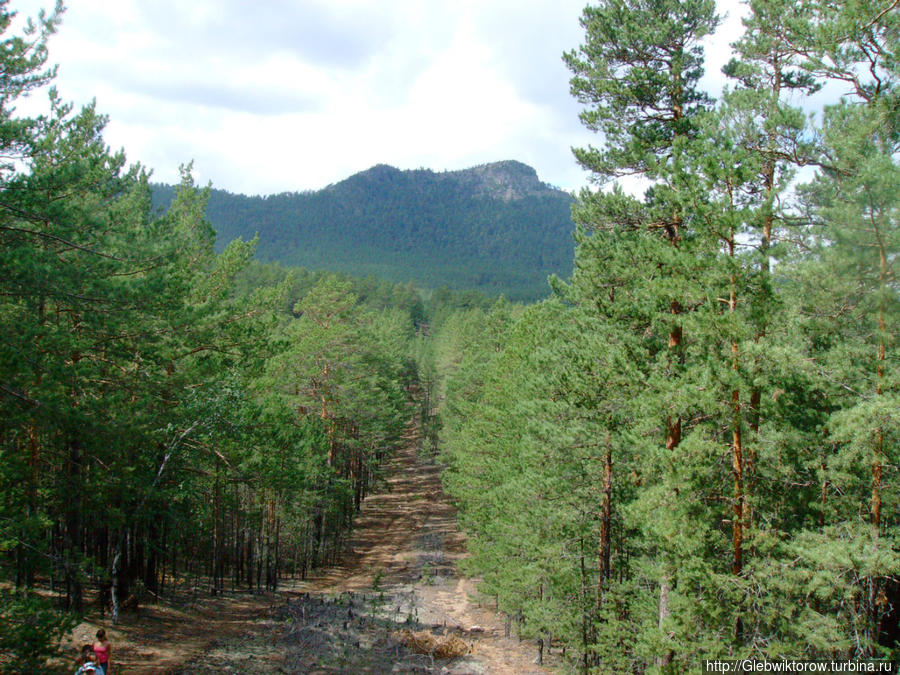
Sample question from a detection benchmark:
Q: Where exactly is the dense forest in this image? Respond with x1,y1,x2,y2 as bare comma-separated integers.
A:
0,4,492,666
433,0,900,671
1,0,898,673
151,160,576,302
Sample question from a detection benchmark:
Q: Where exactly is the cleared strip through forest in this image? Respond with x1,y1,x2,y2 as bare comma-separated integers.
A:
71,434,559,674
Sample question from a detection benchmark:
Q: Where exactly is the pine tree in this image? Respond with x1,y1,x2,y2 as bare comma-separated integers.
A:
783,2,900,652
563,0,733,665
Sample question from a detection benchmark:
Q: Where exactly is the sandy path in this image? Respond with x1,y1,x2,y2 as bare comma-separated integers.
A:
294,439,559,674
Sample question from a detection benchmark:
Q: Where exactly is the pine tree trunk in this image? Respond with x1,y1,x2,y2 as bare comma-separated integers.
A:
64,437,84,613
656,572,673,668
732,384,743,577
873,298,886,528
746,93,776,538
579,536,591,671
730,249,744,580
111,546,121,624
597,436,612,606
213,455,221,595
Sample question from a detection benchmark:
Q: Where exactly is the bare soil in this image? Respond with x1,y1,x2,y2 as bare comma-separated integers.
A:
59,438,560,674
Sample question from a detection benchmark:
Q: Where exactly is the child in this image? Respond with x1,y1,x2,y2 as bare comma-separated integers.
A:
74,645,98,674
93,629,111,675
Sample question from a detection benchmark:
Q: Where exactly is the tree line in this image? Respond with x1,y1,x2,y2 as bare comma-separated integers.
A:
435,0,898,671
0,4,443,666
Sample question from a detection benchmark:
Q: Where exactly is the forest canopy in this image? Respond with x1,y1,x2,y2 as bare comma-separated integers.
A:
435,0,900,670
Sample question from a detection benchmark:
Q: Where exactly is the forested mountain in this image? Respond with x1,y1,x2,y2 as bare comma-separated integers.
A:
152,160,575,301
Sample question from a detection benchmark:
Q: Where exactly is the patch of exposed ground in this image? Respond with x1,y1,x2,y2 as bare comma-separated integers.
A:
58,435,560,674
277,439,560,674
57,587,288,674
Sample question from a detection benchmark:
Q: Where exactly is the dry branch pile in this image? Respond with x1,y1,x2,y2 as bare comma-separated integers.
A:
393,629,470,659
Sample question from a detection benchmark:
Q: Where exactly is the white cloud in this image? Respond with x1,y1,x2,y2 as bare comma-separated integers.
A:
700,0,750,97
10,0,747,195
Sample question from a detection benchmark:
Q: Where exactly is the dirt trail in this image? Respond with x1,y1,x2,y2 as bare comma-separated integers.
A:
66,436,558,674
292,439,558,674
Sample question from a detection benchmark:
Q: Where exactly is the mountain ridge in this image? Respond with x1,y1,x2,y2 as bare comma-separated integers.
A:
153,160,576,301
328,160,556,202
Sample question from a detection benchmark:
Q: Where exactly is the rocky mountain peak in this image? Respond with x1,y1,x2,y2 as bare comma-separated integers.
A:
450,160,549,201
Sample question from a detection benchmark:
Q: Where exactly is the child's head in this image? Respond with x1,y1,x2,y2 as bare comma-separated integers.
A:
96,628,106,641
77,644,96,664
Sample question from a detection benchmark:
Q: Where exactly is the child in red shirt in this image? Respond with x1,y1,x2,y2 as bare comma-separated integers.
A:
92,629,111,675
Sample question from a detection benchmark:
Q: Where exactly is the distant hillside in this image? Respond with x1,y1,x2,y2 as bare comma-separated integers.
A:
153,160,575,301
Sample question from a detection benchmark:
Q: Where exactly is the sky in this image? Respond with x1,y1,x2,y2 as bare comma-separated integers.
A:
11,0,749,196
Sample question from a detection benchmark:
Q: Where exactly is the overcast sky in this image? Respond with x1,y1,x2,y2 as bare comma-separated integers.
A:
12,0,748,196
